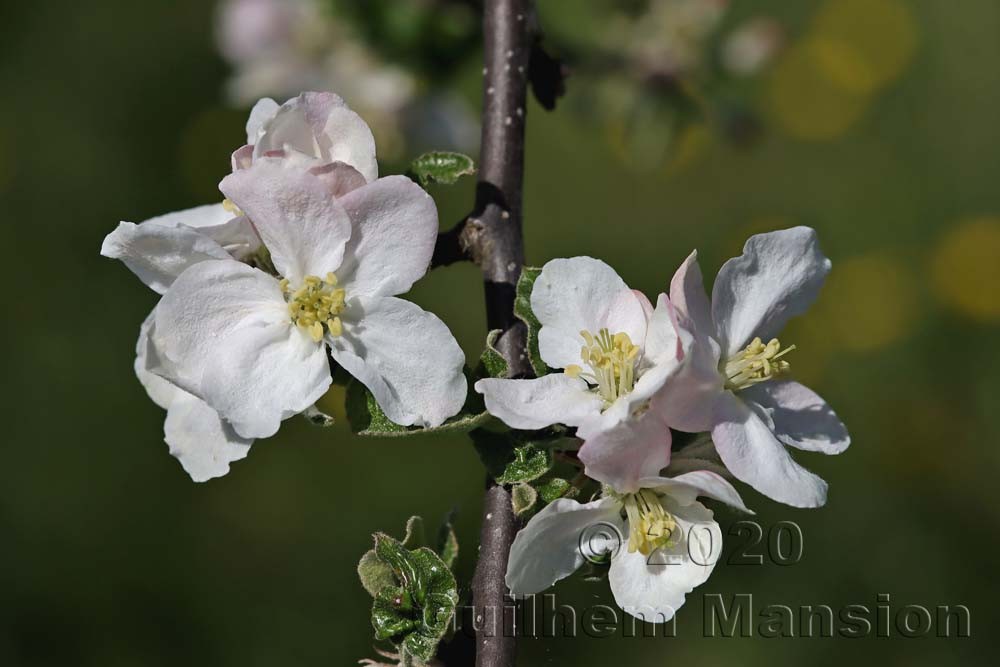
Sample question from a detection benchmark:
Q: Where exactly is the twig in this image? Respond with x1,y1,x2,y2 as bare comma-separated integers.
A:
467,1,535,665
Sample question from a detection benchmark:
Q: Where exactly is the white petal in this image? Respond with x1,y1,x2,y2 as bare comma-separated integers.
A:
639,471,753,513
253,92,378,182
139,202,235,229
335,176,438,298
630,294,691,406
711,393,828,508
219,158,352,285
505,497,622,595
329,296,466,427
578,409,672,494
245,97,280,144
609,500,721,623
712,226,831,357
670,250,715,339
151,260,329,438
199,321,331,439
475,374,603,431
164,392,253,482
135,312,179,409
532,257,638,368
101,209,234,294
742,380,850,454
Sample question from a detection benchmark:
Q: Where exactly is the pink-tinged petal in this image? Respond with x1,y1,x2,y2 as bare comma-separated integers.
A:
506,497,622,595
335,176,438,298
220,157,352,284
532,257,635,368
578,409,672,494
328,296,466,427
231,144,254,171
474,373,603,430
245,96,280,143
670,250,715,339
742,380,850,454
635,295,693,403
639,471,752,513
253,92,378,182
164,392,253,482
711,392,828,508
309,161,367,198
711,226,831,358
608,499,720,623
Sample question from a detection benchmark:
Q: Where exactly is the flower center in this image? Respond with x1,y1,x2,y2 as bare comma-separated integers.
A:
281,272,346,342
723,336,795,391
565,328,640,405
622,489,677,555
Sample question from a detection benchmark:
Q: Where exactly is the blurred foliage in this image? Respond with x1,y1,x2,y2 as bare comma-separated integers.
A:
1,0,999,665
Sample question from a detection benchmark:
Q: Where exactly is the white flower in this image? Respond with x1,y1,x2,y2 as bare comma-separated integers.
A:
654,227,851,508
475,257,688,442
506,470,750,622
147,155,467,440
101,204,262,481
234,91,380,183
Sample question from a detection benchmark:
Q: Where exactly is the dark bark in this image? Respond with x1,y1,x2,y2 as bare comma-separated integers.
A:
468,1,535,666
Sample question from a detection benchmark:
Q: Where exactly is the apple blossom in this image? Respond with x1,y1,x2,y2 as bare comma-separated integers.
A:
475,257,689,449
101,204,263,481
234,91,379,182
505,470,750,622
653,227,850,508
147,155,467,440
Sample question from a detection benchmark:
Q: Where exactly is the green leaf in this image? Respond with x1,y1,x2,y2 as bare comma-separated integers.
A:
368,533,458,664
345,377,492,438
401,516,426,550
358,549,396,598
475,329,509,380
470,430,517,481
513,266,549,376
511,482,538,516
536,477,577,503
495,444,552,484
408,151,476,186
436,512,459,571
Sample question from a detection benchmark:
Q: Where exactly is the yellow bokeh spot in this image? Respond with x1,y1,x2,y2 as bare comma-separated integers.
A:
813,0,918,92
931,218,1000,322
768,38,870,141
768,0,918,141
822,254,919,351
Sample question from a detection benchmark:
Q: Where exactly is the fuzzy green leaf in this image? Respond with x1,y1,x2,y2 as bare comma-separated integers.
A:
408,151,476,186
511,482,538,516
475,329,510,380
436,512,459,571
513,266,549,376
368,533,458,664
345,377,492,438
536,477,577,503
496,444,552,484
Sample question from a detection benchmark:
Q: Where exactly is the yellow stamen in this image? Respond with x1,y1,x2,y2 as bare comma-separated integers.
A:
622,490,678,555
723,337,795,391
285,273,347,340
566,328,641,405
221,199,243,215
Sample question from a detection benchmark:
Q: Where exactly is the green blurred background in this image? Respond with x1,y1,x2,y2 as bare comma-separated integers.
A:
2,0,998,664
